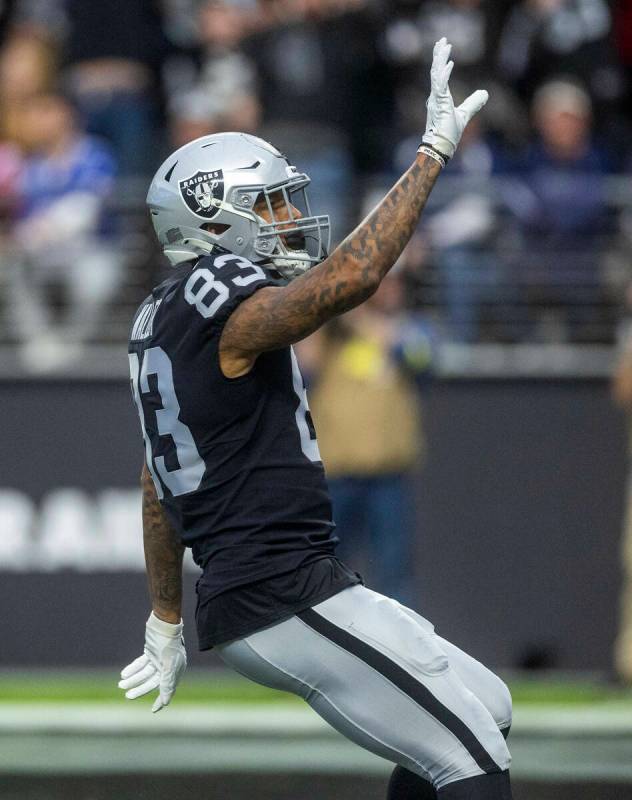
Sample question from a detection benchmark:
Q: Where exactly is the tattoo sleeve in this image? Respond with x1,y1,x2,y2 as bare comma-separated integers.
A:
141,463,184,623
220,153,441,362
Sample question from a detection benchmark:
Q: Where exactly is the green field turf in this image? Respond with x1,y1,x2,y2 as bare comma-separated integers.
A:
0,671,293,705
1,670,631,707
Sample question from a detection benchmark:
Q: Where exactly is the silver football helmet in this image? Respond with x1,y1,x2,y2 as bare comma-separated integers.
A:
146,132,331,279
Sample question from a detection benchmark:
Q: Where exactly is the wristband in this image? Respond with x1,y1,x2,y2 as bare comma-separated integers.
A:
147,611,183,637
417,144,449,168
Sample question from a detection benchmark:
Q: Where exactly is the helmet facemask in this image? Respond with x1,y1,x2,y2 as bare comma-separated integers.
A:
250,175,330,280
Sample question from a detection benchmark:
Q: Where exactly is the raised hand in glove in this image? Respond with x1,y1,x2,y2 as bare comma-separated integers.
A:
118,612,187,713
420,37,489,166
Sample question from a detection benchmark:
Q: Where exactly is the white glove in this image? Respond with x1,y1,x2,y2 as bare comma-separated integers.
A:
420,37,489,164
118,612,187,713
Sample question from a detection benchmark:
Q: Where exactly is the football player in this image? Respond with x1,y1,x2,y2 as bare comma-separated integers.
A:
120,39,513,800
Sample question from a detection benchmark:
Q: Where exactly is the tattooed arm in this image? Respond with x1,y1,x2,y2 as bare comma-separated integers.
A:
220,38,488,378
142,462,184,624
220,153,441,377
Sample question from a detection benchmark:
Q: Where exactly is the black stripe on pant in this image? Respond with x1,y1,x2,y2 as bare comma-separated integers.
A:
297,607,501,776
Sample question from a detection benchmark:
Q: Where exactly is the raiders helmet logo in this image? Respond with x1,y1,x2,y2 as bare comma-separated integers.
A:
179,170,224,219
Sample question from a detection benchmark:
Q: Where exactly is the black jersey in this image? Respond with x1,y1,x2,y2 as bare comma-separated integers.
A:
128,252,340,600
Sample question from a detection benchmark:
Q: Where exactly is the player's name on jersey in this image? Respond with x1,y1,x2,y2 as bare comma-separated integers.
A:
0,487,198,572
130,299,162,341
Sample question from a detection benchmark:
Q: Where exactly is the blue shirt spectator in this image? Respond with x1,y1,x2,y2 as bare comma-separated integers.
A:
503,79,612,341
19,133,116,223
508,139,609,238
7,91,121,371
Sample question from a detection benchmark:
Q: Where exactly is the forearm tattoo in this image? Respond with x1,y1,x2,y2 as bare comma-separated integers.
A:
141,464,184,621
221,153,441,356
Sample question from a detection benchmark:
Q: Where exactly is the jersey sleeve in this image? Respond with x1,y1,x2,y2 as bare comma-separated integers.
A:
182,252,278,330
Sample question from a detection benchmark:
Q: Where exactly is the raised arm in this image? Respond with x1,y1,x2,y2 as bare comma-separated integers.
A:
220,39,488,377
220,155,440,372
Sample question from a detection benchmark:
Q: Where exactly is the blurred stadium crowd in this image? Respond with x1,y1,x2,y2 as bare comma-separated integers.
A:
0,0,632,370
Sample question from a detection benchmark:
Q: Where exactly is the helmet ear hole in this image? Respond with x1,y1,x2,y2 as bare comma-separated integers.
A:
200,223,231,235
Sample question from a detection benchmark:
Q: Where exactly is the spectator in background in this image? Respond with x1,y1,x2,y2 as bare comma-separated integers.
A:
6,91,119,371
383,0,495,78
416,0,492,81
245,0,391,241
0,30,53,336
64,0,170,177
427,118,506,343
196,0,258,102
297,268,435,605
17,0,171,177
168,0,261,148
0,0,626,352
0,31,56,146
497,0,622,124
395,93,505,342
169,84,261,149
383,2,525,183
503,79,611,342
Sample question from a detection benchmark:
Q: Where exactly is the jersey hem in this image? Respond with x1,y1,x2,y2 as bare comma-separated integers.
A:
193,548,337,598
198,574,362,651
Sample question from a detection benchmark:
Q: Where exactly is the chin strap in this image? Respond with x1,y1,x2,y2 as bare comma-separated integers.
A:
271,249,314,279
